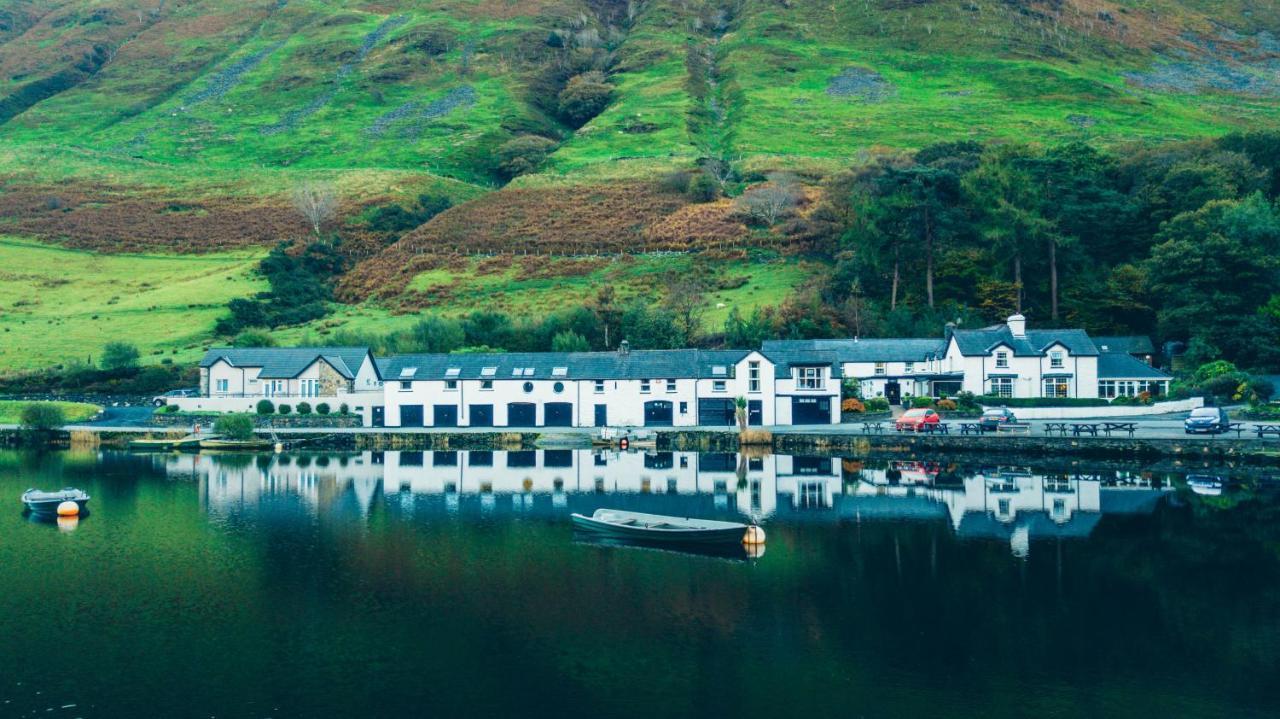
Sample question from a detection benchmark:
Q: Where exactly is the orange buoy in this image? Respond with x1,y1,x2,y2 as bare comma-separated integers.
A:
56,501,80,517
742,525,766,545
57,516,79,532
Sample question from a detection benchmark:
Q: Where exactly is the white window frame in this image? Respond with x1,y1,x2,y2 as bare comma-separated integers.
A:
666,379,677,394
1099,380,1116,399
748,361,761,393
480,380,493,391
1049,350,1064,369
445,380,458,391
990,377,1013,398
215,378,229,394
1042,377,1069,398
995,351,1009,369
640,380,651,394
712,380,726,392
593,380,605,394
399,381,412,392
874,362,886,376
797,367,824,391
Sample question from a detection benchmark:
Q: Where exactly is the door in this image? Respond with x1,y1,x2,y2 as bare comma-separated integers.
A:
885,381,901,406
697,398,735,426
371,407,385,428
644,400,674,427
433,405,458,427
507,403,536,427
399,404,424,427
544,402,573,427
748,400,763,426
790,397,832,425
470,404,493,427
593,404,608,427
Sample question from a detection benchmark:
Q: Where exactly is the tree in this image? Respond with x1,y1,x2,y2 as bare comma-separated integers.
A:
736,173,802,226
232,329,276,348
878,163,966,308
619,303,684,349
551,330,590,352
20,403,65,431
965,146,1049,313
664,274,707,344
495,136,557,178
292,182,338,236
101,341,140,370
558,71,613,126
592,286,623,349
734,396,748,432
213,414,255,441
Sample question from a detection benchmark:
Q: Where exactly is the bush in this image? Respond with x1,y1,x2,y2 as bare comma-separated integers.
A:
256,399,275,415
864,397,890,412
20,403,66,431
232,328,276,348
557,71,612,126
936,398,958,411
162,404,179,413
686,172,720,202
277,403,292,415
101,341,140,370
841,398,865,413
954,391,980,409
316,403,331,415
495,136,557,178
1111,395,1136,406
976,396,1110,408
296,402,312,415
1248,378,1275,403
213,414,255,441
910,396,935,408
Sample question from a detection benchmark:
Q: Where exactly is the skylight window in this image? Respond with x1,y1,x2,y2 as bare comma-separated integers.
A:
445,368,461,377
399,367,417,378
522,368,536,376
481,367,497,377
711,366,728,376
552,367,568,377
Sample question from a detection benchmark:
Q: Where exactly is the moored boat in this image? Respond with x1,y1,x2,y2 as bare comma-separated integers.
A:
198,438,274,450
21,488,91,515
128,435,202,451
570,509,757,544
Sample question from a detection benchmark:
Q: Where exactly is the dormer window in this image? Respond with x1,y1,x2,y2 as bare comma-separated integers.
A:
995,351,1009,369
797,367,824,390
905,362,914,373
1050,350,1064,369
874,362,886,376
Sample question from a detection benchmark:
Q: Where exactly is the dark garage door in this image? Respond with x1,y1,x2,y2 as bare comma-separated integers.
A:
469,404,493,427
399,404,424,427
433,405,458,427
507,403,536,427
697,399,736,426
544,402,573,427
790,397,832,425
644,400,674,427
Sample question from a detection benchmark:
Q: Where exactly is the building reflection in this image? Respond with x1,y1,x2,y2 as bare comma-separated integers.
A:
169,450,1173,556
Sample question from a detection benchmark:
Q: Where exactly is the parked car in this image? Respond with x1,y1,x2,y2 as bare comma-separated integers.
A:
152,388,199,407
895,408,941,432
978,407,1017,432
1184,407,1230,434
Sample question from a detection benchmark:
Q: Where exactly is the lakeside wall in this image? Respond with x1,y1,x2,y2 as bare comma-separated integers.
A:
986,397,1205,420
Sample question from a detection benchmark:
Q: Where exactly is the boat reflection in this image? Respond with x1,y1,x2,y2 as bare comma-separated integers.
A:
162,449,1180,557
573,533,766,561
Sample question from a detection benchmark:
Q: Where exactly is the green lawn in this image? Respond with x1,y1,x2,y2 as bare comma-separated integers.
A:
0,400,102,425
0,238,266,372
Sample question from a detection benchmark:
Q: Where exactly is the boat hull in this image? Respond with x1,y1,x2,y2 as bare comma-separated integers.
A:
198,439,273,450
571,510,749,545
21,489,90,515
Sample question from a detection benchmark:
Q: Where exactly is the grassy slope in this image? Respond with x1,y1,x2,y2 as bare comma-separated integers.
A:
0,1,1279,371
0,400,101,424
0,238,265,371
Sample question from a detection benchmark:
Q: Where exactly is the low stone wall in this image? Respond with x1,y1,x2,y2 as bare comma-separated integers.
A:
984,397,1204,420
150,413,362,429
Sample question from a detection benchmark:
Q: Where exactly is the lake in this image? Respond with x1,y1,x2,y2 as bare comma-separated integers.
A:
2,449,1278,719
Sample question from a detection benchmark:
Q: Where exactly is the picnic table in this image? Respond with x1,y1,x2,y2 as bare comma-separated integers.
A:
1223,422,1248,438
996,422,1032,435
1069,422,1100,437
958,422,983,436
860,421,887,435
1101,422,1138,438
1044,422,1070,436
1255,424,1280,440
922,422,950,435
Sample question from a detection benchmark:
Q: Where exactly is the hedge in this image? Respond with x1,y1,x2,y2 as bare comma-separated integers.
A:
977,396,1110,408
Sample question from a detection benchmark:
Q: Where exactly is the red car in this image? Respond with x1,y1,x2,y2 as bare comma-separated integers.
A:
895,408,941,432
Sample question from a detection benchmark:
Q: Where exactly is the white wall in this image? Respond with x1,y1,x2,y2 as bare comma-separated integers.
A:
982,397,1204,419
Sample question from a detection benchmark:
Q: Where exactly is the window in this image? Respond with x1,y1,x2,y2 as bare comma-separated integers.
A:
991,377,1013,398
874,362,886,376
1050,351,1064,369
713,380,726,392
445,380,458,390
522,381,534,393
797,367,824,390
1043,377,1069,398
215,379,228,394
666,379,677,393
553,381,565,394
1099,380,1116,399
995,351,1009,369
399,381,412,392
593,380,605,394
480,367,497,377
480,380,493,390
552,367,568,377
445,368,460,378
640,380,651,394
905,362,914,373
679,401,688,415
748,361,761,392
711,365,727,377
399,367,417,378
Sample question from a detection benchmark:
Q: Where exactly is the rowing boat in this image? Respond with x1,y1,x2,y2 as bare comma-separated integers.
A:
21,488,90,515
570,509,752,544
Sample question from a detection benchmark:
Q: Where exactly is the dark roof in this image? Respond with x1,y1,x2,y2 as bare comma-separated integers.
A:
1097,352,1171,379
762,338,944,363
957,511,1102,540
1094,336,1156,355
382,349,759,381
200,347,371,380
759,349,844,379
949,326,1098,357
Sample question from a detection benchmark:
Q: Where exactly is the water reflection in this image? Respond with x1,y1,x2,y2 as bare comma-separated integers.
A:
167,450,1177,557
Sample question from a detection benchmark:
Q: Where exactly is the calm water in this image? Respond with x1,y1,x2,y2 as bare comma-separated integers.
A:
2,449,1278,719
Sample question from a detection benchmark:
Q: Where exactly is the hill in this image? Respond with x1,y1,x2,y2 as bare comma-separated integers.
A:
1,0,1279,371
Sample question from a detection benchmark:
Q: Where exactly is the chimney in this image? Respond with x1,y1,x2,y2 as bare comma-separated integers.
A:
618,340,630,356
1006,314,1026,338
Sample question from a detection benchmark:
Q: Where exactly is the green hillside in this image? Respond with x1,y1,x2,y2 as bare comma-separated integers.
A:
1,0,1279,372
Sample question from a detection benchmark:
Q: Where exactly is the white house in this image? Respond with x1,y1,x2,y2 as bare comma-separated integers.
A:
941,314,1102,399
176,346,384,419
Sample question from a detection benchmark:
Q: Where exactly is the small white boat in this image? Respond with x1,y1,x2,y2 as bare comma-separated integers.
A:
21,488,90,515
571,509,756,544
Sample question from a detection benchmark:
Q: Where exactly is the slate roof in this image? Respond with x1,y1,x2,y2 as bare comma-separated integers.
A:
957,511,1102,540
949,325,1098,357
1093,335,1156,355
762,338,944,363
200,347,371,380
380,349,840,381
1097,352,1171,379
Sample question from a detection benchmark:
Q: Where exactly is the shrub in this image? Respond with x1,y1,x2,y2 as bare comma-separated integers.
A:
864,397,890,412
1111,395,1136,406
277,403,292,415
162,404,179,413
686,172,720,202
339,403,350,415
557,71,613,125
101,341,140,370
296,402,312,415
910,396,935,408
954,391,980,409
20,403,66,431
213,414,255,441
1248,378,1275,403
256,399,275,415
232,328,276,348
316,403,331,415
495,136,557,178
841,398,865,413
936,398,958,411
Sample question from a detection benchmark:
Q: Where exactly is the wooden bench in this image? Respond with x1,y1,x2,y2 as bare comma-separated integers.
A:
1255,424,1280,440
1223,422,1248,438
958,422,983,436
1044,422,1070,436
1101,422,1137,438
922,422,950,435
860,421,887,435
996,422,1032,435
1070,423,1100,437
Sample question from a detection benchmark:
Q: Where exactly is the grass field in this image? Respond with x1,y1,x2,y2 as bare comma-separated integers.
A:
0,238,265,371
0,400,102,425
